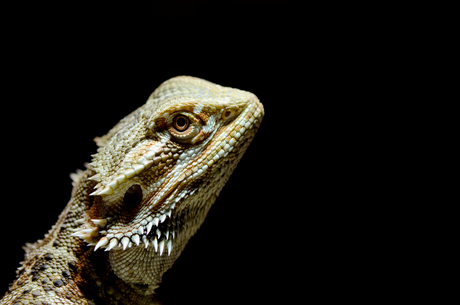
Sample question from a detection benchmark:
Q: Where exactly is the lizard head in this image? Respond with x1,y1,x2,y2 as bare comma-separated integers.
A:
72,76,263,290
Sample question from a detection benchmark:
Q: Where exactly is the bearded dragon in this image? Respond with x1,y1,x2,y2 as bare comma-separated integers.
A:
1,76,264,305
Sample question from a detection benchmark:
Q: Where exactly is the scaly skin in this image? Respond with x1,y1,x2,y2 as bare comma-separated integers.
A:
1,76,264,305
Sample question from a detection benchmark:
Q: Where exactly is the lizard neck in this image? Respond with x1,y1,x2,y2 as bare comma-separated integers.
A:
3,169,161,305
63,169,163,304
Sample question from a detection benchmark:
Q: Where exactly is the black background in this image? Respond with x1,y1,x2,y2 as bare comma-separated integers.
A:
0,1,318,304
0,2,423,303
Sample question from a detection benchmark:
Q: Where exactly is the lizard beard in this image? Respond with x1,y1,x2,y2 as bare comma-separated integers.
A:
108,187,219,291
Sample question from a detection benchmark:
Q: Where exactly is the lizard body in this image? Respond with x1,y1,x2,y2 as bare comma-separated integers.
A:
1,76,263,305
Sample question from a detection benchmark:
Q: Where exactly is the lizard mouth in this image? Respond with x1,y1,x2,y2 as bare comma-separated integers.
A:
93,164,203,254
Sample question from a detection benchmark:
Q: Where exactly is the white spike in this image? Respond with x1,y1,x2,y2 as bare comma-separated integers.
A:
77,228,98,238
88,174,101,182
156,228,161,239
142,236,149,248
160,214,166,223
121,237,130,250
97,186,114,196
91,219,107,228
167,210,171,218
71,228,94,238
132,234,140,246
172,230,175,239
75,218,86,224
132,163,145,175
166,229,169,240
82,228,97,235
167,239,172,256
114,174,127,183
71,231,87,238
159,239,165,256
153,217,159,226
90,189,100,196
94,237,109,251
105,239,118,251
138,226,144,235
146,222,153,235
152,237,158,252
106,180,119,190
122,168,136,179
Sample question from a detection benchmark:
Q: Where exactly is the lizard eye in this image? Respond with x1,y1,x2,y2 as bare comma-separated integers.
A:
168,113,201,142
173,115,190,132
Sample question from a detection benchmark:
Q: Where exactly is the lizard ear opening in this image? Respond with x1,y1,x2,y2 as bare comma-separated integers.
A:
123,184,143,209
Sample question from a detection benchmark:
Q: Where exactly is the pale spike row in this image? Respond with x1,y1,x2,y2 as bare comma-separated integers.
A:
74,218,111,233
88,207,175,252
70,227,99,244
91,210,176,252
89,142,210,198
71,217,115,250
89,145,164,196
136,208,172,237
96,232,175,255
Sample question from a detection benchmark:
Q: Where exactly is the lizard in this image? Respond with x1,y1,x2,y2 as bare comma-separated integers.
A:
1,76,264,305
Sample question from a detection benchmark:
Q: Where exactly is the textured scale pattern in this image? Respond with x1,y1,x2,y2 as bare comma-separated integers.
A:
1,76,264,305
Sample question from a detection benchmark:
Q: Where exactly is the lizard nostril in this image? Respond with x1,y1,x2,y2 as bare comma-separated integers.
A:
123,185,143,209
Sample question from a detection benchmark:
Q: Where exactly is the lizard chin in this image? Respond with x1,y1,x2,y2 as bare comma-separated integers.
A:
106,182,217,289
72,170,209,288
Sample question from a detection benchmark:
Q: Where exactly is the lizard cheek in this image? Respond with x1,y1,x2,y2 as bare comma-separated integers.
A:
190,129,209,144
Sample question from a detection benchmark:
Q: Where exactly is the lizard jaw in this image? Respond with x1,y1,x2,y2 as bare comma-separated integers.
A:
92,152,219,253
73,154,209,253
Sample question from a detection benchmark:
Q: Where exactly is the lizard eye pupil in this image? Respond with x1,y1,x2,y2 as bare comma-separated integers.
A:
173,115,190,132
